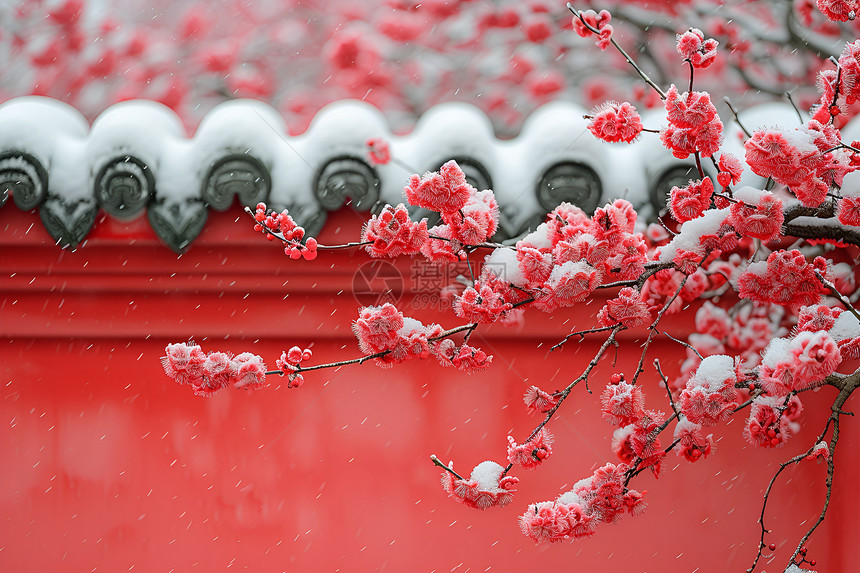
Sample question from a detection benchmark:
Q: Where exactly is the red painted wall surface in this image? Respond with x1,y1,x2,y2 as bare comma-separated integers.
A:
1,206,858,572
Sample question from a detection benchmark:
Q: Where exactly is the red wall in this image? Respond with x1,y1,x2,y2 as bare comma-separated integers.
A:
1,206,857,572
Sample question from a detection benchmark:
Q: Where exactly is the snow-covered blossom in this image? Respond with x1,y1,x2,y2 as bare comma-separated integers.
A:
454,276,514,324
806,441,829,461
516,244,553,287
837,195,860,227
743,127,834,208
197,351,236,396
440,461,518,510
518,498,596,543
600,374,646,426
596,287,651,328
669,178,714,223
482,246,527,288
797,305,842,333
829,311,860,360
666,85,717,127
658,207,729,264
592,200,637,243
534,261,601,311
679,355,740,426
663,84,720,131
744,396,794,448
727,186,783,242
838,40,860,105
232,352,267,390
375,319,442,368
362,204,429,257
759,331,842,394
442,189,499,245
421,224,463,263
162,342,206,386
673,419,714,462
435,341,493,373
404,160,474,213
352,303,405,354
737,250,829,309
676,28,718,68
816,0,859,22
610,410,666,474
661,116,724,159
507,428,554,469
572,463,645,523
546,203,592,243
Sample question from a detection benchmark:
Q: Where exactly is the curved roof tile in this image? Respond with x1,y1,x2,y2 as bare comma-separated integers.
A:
0,96,803,252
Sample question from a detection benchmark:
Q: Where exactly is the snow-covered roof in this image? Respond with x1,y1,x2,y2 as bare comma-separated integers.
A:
0,96,750,252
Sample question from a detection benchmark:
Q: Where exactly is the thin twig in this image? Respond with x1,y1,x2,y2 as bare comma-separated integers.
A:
724,97,752,138
519,327,623,450
654,359,680,416
662,331,703,360
814,270,860,320
265,322,479,376
788,374,859,565
430,454,465,480
785,91,804,124
567,3,667,100
552,324,620,351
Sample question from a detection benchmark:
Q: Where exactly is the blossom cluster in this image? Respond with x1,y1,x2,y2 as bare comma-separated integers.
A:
600,371,711,472
405,160,501,255
162,342,267,396
275,345,314,388
362,204,429,258
571,9,614,51
467,199,651,319
440,460,518,510
587,101,644,143
523,385,559,414
676,28,719,69
744,121,849,208
506,428,554,470
759,331,842,395
350,303,494,373
518,463,645,543
611,409,666,475
677,301,784,388
361,161,500,262
660,84,723,159
744,395,803,448
738,250,830,310
679,355,740,426
253,202,318,260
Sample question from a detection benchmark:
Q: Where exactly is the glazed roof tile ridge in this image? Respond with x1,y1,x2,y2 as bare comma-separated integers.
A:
0,96,806,252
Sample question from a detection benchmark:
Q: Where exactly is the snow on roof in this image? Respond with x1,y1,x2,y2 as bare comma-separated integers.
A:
0,97,815,253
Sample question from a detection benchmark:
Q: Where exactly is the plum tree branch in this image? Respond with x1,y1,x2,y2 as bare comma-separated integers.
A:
264,322,479,376
748,368,859,572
